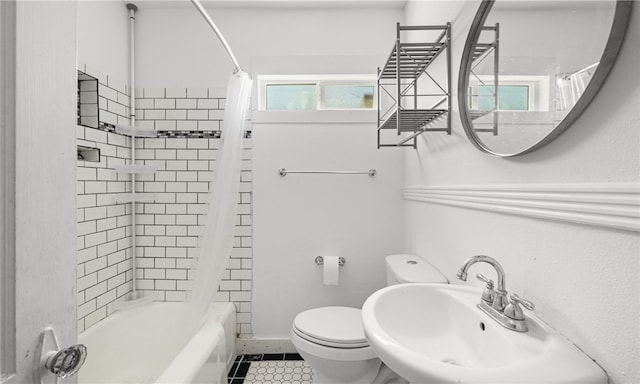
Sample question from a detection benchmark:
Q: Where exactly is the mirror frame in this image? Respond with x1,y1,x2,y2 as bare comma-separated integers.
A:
458,0,632,157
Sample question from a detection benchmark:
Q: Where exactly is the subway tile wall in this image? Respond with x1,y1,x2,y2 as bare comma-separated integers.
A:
134,135,253,337
76,66,253,337
77,128,133,332
133,87,227,133
135,88,253,337
77,66,134,332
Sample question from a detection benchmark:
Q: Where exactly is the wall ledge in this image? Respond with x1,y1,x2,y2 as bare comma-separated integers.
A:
403,182,640,232
252,110,376,124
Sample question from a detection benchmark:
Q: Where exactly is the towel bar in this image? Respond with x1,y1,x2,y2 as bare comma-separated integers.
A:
279,168,376,177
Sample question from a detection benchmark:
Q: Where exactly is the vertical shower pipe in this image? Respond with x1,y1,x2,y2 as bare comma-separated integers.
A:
126,3,141,300
396,22,401,136
446,22,452,135
493,23,500,135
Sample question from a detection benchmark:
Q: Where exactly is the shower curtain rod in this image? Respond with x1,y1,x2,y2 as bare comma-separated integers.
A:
190,0,243,72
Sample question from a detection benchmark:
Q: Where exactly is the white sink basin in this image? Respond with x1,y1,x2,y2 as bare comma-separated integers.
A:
362,283,607,384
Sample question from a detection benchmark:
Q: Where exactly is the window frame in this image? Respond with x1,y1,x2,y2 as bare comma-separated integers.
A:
258,74,377,112
468,75,550,112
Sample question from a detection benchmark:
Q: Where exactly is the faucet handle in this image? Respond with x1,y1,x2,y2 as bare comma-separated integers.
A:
476,274,496,304
476,273,494,288
510,294,535,311
505,293,535,320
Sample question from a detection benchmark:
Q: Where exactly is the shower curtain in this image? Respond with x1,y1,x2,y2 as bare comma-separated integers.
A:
556,64,597,111
189,70,253,319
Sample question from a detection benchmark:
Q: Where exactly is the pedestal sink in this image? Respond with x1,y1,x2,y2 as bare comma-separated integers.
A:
362,283,607,384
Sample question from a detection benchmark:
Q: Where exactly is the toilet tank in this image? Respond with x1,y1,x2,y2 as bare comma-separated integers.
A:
385,254,449,285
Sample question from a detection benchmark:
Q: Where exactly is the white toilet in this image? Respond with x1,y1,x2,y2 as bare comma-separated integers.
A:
290,254,448,384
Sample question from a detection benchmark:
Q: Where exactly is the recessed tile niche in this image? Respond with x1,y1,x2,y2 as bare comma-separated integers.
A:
77,70,99,128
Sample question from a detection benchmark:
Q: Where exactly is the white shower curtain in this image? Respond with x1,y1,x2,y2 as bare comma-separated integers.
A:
189,71,253,319
556,64,597,112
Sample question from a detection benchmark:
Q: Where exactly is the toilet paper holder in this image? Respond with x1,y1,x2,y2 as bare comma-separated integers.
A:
315,256,346,267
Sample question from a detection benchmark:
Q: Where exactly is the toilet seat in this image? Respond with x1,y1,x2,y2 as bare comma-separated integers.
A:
292,307,370,349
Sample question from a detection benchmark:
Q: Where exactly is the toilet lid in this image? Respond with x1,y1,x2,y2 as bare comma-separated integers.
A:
293,307,369,348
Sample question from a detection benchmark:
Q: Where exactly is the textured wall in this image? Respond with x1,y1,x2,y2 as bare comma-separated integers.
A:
402,1,639,383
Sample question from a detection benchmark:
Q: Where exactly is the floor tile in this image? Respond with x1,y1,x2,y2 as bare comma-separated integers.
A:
243,361,313,384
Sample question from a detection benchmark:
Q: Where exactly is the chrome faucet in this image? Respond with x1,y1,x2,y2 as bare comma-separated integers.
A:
456,255,508,311
456,255,534,332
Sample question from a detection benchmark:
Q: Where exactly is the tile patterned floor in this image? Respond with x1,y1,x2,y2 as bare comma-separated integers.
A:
228,354,313,384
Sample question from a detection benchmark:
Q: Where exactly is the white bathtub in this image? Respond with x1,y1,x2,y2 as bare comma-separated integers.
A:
79,302,236,384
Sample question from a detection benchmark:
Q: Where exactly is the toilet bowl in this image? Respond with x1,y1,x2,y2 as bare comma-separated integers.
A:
291,254,447,384
291,306,381,384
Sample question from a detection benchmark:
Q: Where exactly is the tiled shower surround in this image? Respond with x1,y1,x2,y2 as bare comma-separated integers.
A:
134,135,253,337
76,69,253,337
77,127,133,332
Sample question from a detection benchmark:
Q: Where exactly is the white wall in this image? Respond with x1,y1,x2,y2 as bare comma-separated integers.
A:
245,5,405,338
134,3,403,87
12,2,78,382
252,112,404,337
77,1,129,84
403,1,639,383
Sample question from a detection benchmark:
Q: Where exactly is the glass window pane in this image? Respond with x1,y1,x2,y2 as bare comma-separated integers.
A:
498,85,529,110
477,85,529,111
266,84,317,111
477,85,496,110
323,85,374,109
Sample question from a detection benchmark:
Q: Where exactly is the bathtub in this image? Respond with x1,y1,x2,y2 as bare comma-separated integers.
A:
79,302,236,384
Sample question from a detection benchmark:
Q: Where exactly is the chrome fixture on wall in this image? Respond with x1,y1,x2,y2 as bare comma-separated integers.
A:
279,168,377,177
458,0,632,156
457,255,535,332
314,256,346,267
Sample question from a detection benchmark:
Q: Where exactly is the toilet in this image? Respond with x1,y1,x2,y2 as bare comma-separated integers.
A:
290,254,448,384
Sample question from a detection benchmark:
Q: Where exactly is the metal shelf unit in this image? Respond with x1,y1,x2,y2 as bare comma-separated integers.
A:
377,23,451,149
469,24,499,135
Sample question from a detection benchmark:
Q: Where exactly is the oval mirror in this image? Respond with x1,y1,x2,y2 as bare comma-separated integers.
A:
458,0,632,157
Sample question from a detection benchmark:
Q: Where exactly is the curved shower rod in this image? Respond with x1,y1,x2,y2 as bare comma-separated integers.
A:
190,0,243,72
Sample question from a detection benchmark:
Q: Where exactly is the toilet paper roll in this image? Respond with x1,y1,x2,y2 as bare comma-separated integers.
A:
323,256,340,285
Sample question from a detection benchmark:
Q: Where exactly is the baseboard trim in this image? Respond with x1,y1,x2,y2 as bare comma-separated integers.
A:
403,183,639,232
236,338,297,355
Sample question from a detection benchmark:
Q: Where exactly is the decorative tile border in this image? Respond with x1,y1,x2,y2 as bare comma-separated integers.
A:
403,183,640,232
97,123,251,139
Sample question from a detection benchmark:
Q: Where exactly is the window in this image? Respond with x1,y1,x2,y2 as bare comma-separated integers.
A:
477,85,530,111
468,75,550,112
259,75,376,111
323,85,374,109
266,84,317,111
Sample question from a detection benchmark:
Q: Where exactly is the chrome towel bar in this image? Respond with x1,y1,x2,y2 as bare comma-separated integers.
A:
279,168,376,177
